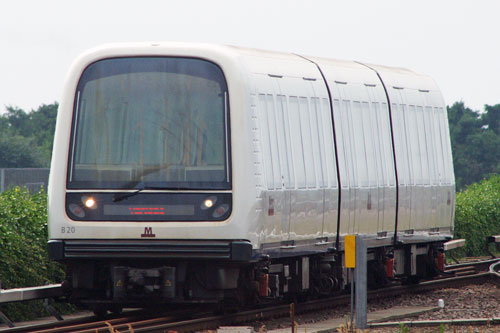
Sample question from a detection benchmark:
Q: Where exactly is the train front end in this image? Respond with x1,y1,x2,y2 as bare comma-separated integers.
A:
47,43,254,310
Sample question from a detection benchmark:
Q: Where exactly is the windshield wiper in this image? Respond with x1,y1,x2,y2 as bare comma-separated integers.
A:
113,187,144,202
112,185,191,202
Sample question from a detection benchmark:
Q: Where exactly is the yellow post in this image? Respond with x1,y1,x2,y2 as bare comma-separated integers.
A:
345,234,356,332
345,235,356,268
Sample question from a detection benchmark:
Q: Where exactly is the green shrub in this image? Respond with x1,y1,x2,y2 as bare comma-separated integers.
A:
0,187,68,321
454,175,500,256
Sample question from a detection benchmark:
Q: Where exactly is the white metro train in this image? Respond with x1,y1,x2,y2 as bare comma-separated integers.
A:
47,42,455,312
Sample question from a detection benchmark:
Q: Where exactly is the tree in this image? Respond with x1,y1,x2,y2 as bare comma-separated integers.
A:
482,104,500,134
0,134,44,168
0,103,58,168
448,102,500,190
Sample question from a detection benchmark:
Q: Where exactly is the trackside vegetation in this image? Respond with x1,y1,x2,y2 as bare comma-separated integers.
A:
0,187,69,321
454,174,500,257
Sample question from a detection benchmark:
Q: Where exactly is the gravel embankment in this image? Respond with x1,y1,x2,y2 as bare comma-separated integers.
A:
251,282,500,331
378,282,500,321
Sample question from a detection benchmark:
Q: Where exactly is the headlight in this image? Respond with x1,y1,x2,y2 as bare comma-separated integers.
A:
201,196,217,210
82,196,97,210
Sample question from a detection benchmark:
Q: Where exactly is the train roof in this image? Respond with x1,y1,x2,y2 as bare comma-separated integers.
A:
71,42,441,93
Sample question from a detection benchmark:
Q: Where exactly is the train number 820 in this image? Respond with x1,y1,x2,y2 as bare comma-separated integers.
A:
61,227,76,234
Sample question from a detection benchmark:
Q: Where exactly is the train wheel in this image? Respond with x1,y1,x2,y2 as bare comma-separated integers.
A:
214,299,239,315
402,275,420,285
367,260,388,289
93,306,108,317
110,306,123,315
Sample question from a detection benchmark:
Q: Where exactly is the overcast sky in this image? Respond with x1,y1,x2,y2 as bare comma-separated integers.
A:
0,0,498,113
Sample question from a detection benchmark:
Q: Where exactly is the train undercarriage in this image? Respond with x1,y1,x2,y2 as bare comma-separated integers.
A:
57,240,446,315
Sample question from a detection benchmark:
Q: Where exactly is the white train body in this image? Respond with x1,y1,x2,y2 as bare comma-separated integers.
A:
47,42,455,308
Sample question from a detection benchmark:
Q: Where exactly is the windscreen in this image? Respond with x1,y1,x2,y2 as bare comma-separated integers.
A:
67,57,230,190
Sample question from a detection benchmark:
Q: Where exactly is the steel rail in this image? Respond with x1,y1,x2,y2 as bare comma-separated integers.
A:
2,258,499,332
115,271,500,333
445,257,500,271
0,309,194,333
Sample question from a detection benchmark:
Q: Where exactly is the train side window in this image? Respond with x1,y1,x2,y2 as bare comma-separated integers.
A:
438,108,451,184
323,98,337,188
400,104,415,186
299,97,317,188
382,103,395,186
258,94,275,189
424,106,437,185
408,105,422,185
444,107,454,184
333,99,347,188
341,100,357,187
289,96,306,189
392,103,406,186
432,107,445,184
373,102,386,186
311,98,326,188
266,94,282,189
416,106,429,185
352,101,368,187
362,102,377,187
276,95,292,189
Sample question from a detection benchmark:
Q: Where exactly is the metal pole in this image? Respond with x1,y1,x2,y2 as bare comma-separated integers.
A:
355,237,367,329
350,268,354,331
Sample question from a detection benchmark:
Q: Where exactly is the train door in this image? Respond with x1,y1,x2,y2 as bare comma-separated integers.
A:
252,74,288,242
330,83,354,235
420,91,438,230
393,88,436,233
365,85,397,234
389,90,412,233
277,76,324,241
275,94,292,241
342,84,379,235
309,80,339,238
432,98,454,232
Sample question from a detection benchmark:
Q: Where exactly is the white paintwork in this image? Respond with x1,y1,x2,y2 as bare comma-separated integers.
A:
48,42,454,253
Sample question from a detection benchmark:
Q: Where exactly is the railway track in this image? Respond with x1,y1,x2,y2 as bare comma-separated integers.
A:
2,258,498,333
0,308,206,333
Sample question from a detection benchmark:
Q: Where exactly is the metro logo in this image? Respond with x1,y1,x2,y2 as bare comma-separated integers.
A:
141,227,156,238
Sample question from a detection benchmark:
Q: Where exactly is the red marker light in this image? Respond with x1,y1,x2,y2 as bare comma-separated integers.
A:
212,204,229,218
68,203,85,218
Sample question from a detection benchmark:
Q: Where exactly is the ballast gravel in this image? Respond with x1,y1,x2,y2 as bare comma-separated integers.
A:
251,282,500,332
376,282,500,321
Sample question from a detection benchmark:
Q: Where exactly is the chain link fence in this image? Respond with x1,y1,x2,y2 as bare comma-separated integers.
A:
0,168,50,193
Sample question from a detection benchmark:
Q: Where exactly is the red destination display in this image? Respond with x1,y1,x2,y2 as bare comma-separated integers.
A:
129,207,165,215
103,204,194,216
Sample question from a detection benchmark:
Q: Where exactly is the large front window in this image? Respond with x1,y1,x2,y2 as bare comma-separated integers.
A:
68,57,230,190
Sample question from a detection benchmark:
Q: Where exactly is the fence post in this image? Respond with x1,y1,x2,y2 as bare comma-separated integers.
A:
0,168,4,192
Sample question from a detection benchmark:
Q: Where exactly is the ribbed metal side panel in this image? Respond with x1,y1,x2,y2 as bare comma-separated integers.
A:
63,240,232,259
